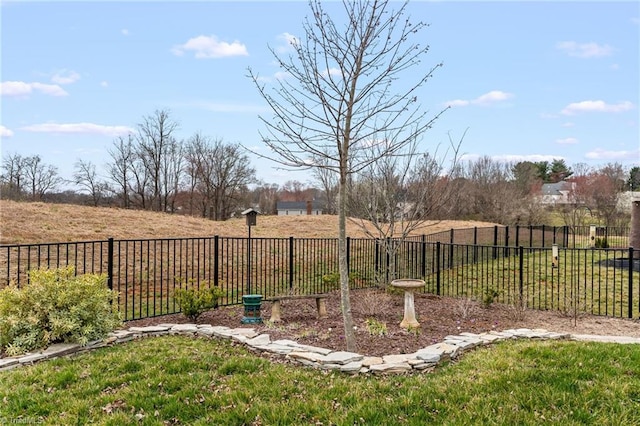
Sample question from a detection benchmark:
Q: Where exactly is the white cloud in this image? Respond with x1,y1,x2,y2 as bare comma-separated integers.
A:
585,148,640,161
444,90,514,108
610,63,619,70
51,70,80,85
556,137,579,145
322,67,341,78
121,29,129,36
100,81,108,87
475,90,513,105
561,100,634,115
275,32,299,53
1,81,68,97
556,41,613,58
172,35,248,58
21,122,134,136
491,154,563,163
460,153,564,163
274,71,291,81
561,122,575,127
0,125,14,138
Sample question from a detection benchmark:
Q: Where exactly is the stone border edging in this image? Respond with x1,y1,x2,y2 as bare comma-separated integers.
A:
2,325,640,373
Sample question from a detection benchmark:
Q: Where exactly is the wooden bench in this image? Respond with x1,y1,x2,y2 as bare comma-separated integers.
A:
264,294,329,322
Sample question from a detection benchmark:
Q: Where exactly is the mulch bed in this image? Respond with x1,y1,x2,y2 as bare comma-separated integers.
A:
125,288,640,357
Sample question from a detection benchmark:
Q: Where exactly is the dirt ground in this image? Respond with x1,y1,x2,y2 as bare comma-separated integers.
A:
126,288,640,357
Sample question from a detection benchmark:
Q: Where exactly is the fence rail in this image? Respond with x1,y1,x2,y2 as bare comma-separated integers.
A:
1,225,637,321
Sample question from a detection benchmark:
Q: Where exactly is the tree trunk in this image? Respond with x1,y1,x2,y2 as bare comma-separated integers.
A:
338,176,356,352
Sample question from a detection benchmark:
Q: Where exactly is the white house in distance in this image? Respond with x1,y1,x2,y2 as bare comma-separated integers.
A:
540,181,576,205
276,201,323,216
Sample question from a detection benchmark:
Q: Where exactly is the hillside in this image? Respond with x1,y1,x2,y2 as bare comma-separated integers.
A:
0,200,499,244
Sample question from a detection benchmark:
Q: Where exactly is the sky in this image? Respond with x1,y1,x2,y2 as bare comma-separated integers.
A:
1,0,639,189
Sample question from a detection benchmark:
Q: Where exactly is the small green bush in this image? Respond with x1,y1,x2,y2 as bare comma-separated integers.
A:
364,318,388,336
482,289,500,309
322,272,360,289
0,266,122,356
174,285,224,321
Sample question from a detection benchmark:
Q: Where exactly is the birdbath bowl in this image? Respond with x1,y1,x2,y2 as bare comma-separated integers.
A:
391,279,425,329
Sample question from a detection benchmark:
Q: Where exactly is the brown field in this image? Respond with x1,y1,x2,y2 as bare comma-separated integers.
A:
0,200,499,245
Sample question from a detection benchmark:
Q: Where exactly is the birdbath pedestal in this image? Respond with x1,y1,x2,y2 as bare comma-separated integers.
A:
391,279,425,329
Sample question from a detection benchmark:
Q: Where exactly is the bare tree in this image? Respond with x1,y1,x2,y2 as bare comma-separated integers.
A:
22,155,62,201
107,134,136,209
184,135,256,220
278,180,314,202
312,156,339,214
136,109,181,212
348,136,461,282
251,181,279,215
73,159,109,206
250,0,447,351
0,152,26,200
455,156,529,224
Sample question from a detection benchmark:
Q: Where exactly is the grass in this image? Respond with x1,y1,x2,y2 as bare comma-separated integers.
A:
426,247,640,319
1,335,640,425
0,199,499,245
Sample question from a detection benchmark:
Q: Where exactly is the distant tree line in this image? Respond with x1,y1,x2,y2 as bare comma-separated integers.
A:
2,109,638,226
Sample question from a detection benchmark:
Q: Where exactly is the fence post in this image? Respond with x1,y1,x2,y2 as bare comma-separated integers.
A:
519,246,524,301
346,237,351,273
473,227,478,263
542,225,546,247
436,241,441,296
289,236,294,290
386,237,391,283
504,226,510,257
374,238,380,278
449,230,454,269
421,235,426,279
493,226,498,259
107,238,113,291
629,247,634,319
213,236,219,288
515,225,520,248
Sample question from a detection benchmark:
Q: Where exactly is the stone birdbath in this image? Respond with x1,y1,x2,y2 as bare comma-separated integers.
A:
391,278,426,329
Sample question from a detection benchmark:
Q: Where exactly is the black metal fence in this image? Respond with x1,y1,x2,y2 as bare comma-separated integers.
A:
1,225,637,321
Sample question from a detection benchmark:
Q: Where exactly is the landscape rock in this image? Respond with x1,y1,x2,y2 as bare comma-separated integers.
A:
3,326,638,374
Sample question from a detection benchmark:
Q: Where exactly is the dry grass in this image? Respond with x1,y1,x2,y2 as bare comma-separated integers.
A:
0,200,499,244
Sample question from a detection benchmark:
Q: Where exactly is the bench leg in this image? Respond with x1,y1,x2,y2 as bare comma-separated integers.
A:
316,298,328,319
270,300,282,322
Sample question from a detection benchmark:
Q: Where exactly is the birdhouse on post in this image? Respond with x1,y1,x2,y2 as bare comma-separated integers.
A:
242,208,258,227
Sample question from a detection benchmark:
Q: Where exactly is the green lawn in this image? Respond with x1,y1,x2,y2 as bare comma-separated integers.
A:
426,247,640,319
2,336,640,425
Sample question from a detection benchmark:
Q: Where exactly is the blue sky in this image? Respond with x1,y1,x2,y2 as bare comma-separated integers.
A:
1,1,638,187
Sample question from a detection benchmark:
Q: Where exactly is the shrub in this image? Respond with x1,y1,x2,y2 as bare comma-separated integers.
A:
0,267,122,356
364,318,388,336
482,289,500,309
174,285,224,321
322,272,360,289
